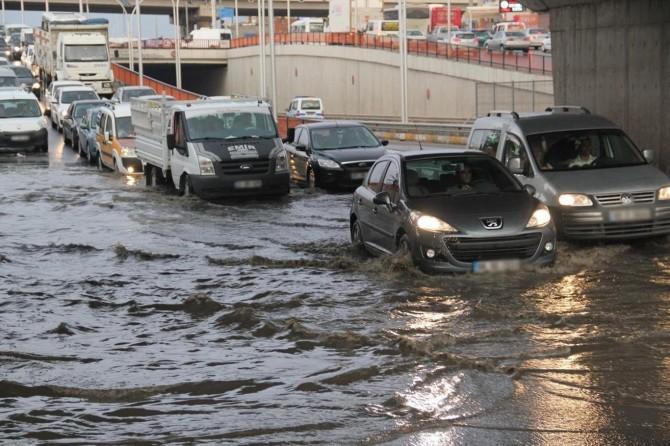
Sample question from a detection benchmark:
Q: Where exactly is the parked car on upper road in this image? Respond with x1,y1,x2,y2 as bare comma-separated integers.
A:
110,86,157,103
525,28,549,50
284,121,388,189
286,96,324,120
485,30,531,52
350,149,556,273
472,29,492,47
427,25,459,42
62,99,110,149
468,106,670,240
0,89,48,153
448,31,479,48
542,34,552,52
406,29,426,40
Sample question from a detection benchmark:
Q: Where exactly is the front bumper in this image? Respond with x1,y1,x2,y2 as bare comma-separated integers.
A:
118,157,143,174
411,227,556,274
0,128,48,152
316,165,371,189
555,204,670,240
190,172,290,199
77,80,114,96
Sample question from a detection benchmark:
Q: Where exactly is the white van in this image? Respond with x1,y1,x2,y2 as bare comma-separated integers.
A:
290,19,324,33
286,96,324,119
189,27,232,48
0,89,48,152
492,22,526,34
365,20,399,37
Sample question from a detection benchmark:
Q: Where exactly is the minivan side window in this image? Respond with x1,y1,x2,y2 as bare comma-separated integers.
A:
469,129,501,156
381,162,400,203
502,133,530,176
367,161,389,193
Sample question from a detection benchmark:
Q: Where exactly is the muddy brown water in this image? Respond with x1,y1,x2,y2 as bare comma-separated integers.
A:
1,133,670,445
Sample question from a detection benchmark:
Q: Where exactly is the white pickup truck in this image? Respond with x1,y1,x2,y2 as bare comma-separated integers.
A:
34,13,113,96
132,96,290,200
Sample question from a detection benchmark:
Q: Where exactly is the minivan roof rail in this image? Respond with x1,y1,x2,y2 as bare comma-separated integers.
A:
545,105,591,114
487,110,519,120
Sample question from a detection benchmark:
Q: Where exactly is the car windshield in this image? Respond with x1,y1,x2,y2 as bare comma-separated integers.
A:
505,32,525,37
407,30,422,36
404,156,520,198
123,88,155,101
115,116,134,138
64,45,108,62
310,126,380,150
300,99,321,110
185,110,278,140
456,33,475,39
0,99,41,118
0,76,17,87
74,102,104,120
61,90,98,104
527,130,646,171
10,66,31,77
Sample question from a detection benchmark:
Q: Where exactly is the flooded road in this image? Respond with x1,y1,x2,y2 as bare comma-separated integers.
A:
2,130,670,445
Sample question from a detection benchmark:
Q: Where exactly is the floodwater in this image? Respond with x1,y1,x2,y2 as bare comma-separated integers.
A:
1,130,670,445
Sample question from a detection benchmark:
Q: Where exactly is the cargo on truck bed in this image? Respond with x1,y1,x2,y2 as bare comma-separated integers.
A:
132,95,291,200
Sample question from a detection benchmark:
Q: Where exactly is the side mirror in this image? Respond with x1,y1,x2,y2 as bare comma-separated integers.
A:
373,191,394,210
381,140,389,146
506,157,523,175
523,184,536,196
104,130,110,142
166,133,175,150
643,149,655,163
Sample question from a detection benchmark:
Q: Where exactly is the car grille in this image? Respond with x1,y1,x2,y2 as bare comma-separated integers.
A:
563,216,670,238
341,161,374,169
444,233,541,262
595,191,655,206
219,159,270,175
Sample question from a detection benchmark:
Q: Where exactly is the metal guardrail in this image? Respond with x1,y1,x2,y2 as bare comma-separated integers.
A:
111,63,203,101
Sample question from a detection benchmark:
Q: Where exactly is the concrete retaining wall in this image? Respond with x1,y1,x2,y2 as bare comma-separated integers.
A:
222,45,553,121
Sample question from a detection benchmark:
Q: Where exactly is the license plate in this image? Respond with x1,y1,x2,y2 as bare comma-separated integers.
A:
609,208,652,222
234,179,262,189
11,135,29,141
350,172,367,180
472,259,521,273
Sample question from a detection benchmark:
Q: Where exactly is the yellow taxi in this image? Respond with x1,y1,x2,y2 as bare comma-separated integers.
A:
95,103,142,174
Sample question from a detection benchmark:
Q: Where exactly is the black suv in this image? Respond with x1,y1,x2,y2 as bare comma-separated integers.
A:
350,149,557,273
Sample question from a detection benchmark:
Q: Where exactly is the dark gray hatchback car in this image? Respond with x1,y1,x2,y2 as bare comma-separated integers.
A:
350,150,556,273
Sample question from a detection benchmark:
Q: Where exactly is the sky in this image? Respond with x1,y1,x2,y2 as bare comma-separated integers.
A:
1,9,174,39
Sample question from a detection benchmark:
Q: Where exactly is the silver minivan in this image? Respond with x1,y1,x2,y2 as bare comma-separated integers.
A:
468,106,670,239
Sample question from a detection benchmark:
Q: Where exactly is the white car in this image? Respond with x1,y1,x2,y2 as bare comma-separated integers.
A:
542,35,552,52
525,28,549,49
449,31,479,48
53,86,99,132
45,80,84,125
0,89,48,153
286,96,324,120
406,29,426,41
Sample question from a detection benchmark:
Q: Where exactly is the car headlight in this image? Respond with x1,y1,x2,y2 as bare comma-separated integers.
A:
38,116,48,129
527,204,552,228
198,155,215,176
272,147,288,173
120,146,136,157
317,158,341,170
411,211,457,233
13,46,19,52
658,186,670,201
32,81,39,90
102,82,112,88
558,193,593,207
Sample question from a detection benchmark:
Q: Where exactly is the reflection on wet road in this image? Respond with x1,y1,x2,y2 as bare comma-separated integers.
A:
1,130,670,444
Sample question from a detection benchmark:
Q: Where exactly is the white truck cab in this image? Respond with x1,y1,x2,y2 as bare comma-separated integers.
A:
132,96,291,200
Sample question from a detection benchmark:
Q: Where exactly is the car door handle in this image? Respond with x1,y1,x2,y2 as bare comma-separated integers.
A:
372,206,378,214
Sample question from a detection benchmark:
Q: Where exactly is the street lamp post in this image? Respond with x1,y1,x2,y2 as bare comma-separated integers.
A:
398,0,408,123
287,0,290,35
234,0,239,38
211,0,215,28
268,0,277,120
114,1,135,71
79,0,83,13
136,0,144,86
171,0,182,89
20,0,24,23
1,0,5,26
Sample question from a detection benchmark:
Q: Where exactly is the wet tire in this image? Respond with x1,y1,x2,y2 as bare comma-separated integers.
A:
40,144,48,153
97,154,104,171
51,119,56,130
180,174,192,197
306,168,317,191
144,164,154,186
351,220,364,248
113,158,120,173
396,234,413,259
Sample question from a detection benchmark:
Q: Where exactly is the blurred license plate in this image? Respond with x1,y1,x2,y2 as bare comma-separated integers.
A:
234,180,262,189
609,209,651,222
350,172,367,180
472,259,521,273
11,135,29,141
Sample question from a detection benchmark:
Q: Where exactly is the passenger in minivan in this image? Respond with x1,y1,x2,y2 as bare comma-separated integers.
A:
568,138,596,167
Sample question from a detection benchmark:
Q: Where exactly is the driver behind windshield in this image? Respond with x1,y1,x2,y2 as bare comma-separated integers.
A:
569,138,596,167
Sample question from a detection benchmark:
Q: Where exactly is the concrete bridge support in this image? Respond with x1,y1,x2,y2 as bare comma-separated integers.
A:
523,0,670,171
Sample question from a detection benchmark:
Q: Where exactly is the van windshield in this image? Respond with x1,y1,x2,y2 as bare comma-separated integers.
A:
116,116,135,138
527,130,647,171
186,110,278,140
0,99,41,118
64,44,108,62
